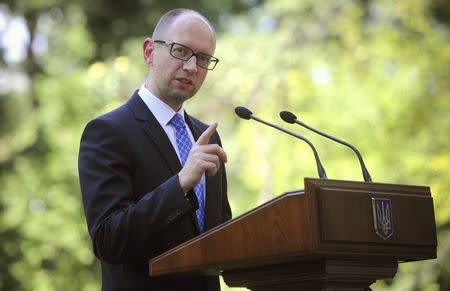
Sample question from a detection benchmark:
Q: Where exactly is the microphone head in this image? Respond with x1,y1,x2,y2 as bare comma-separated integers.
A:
280,111,297,124
235,106,253,120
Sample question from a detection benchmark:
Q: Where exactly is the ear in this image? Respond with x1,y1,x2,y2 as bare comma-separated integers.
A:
143,38,154,65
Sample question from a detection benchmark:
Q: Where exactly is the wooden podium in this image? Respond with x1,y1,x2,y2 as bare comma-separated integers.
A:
149,178,437,290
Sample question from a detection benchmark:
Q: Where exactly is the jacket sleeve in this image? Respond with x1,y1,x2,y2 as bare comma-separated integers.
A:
78,118,195,264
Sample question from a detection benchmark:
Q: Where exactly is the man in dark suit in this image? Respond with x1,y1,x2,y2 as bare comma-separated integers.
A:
78,8,231,290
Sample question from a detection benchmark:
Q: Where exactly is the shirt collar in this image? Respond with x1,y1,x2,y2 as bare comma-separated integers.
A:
138,83,185,126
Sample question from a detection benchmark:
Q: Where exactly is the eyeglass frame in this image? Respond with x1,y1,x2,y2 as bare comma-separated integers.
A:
153,40,219,70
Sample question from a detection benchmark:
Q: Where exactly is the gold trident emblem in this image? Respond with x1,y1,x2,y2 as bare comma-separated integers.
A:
377,202,391,235
372,198,393,239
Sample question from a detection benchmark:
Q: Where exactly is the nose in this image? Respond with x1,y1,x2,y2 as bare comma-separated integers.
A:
183,55,198,73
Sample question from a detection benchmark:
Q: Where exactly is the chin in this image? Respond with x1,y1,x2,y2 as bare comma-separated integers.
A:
172,89,196,101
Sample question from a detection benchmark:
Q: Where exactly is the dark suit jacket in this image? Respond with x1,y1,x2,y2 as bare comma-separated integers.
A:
78,91,231,290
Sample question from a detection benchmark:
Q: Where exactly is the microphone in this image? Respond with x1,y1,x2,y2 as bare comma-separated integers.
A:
235,106,327,179
280,110,372,182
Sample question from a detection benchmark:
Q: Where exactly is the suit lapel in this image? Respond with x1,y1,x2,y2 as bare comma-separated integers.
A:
127,92,181,175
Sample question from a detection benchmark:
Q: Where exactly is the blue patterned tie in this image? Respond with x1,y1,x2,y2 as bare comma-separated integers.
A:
170,113,205,232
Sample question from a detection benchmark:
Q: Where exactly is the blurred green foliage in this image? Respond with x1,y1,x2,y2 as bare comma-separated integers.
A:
0,0,448,290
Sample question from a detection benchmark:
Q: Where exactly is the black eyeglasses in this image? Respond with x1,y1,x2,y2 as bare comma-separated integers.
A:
153,40,219,70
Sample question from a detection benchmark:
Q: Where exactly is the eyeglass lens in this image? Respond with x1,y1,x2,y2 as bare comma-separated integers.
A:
170,43,216,70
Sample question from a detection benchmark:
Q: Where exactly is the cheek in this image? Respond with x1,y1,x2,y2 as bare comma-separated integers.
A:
155,55,180,74
196,71,208,85
157,64,176,83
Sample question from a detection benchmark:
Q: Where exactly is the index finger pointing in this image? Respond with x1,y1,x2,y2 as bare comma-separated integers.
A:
196,122,218,145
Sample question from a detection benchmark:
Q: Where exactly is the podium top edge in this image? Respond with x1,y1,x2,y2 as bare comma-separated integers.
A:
303,177,431,193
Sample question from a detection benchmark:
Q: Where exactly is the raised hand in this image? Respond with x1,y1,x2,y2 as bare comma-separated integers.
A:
178,122,227,193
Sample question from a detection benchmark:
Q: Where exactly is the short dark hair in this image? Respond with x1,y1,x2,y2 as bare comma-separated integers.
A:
151,8,216,40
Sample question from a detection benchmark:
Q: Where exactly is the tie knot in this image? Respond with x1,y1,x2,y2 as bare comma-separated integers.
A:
170,113,186,130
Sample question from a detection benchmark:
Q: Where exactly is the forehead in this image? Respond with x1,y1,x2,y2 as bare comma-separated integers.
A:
165,14,216,54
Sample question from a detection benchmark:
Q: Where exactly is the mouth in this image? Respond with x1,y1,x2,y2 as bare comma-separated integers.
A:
175,78,193,86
